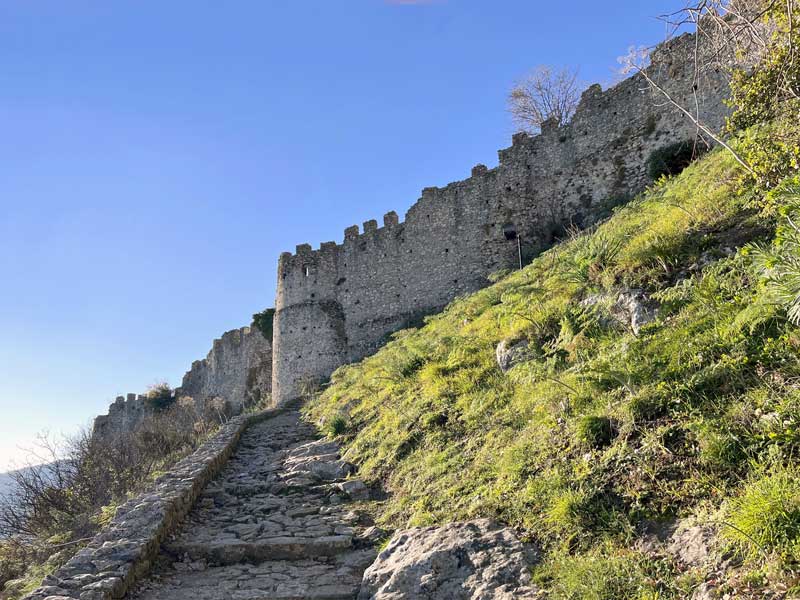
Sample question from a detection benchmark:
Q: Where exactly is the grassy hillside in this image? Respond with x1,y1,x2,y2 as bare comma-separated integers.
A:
306,139,800,597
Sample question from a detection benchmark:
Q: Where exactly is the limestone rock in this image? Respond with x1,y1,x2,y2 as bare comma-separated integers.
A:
691,582,719,600
582,288,658,335
496,339,531,372
358,519,540,599
614,289,658,335
337,479,370,501
667,520,717,568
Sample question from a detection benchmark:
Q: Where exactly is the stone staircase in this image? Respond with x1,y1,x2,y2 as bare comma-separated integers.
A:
126,410,378,600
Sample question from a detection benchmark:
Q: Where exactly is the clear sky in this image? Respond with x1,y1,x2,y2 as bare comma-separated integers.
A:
0,0,686,470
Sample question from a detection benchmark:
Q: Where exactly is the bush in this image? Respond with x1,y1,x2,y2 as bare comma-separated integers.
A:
144,381,174,411
0,401,217,599
252,308,276,341
725,5,800,189
326,414,348,437
576,415,615,448
646,140,705,181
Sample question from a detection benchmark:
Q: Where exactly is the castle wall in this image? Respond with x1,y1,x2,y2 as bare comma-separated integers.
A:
272,33,734,404
177,325,272,412
92,393,153,438
94,325,272,438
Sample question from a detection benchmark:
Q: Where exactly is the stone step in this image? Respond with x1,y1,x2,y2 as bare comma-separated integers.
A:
131,560,361,600
165,535,354,565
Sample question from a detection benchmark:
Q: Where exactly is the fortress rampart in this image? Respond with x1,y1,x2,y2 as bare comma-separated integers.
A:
177,325,272,412
272,33,734,404
93,325,272,438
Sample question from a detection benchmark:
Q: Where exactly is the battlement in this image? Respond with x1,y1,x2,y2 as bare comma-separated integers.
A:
272,30,735,404
92,392,154,438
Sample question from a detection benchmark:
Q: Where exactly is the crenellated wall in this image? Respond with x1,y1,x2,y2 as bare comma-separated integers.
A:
93,393,153,438
272,32,734,404
93,325,272,438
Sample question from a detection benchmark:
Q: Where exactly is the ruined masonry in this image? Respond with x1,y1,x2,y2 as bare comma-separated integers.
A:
93,326,271,438
271,32,734,404
177,325,272,413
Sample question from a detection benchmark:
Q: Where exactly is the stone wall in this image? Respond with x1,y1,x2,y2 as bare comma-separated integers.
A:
23,407,284,600
93,325,272,438
93,393,154,439
272,32,734,404
177,325,272,413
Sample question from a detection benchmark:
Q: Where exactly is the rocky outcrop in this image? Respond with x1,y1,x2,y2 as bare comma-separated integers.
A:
359,519,540,599
582,288,659,335
496,339,532,372
177,325,272,413
613,289,659,335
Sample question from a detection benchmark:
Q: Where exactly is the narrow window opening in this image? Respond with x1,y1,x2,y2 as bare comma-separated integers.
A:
303,266,310,277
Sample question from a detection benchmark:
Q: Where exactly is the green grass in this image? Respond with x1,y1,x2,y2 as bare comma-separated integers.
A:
304,142,800,596
723,464,800,562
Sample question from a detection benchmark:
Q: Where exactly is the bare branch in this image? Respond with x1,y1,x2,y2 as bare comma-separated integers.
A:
508,66,583,133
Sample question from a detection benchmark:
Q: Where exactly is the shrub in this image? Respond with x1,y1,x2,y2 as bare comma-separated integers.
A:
646,140,705,181
746,189,800,324
722,465,800,562
252,308,276,341
725,6,800,188
144,381,175,411
576,415,615,449
327,414,348,437
0,401,217,598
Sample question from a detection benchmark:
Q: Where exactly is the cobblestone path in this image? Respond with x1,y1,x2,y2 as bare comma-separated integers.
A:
127,409,378,600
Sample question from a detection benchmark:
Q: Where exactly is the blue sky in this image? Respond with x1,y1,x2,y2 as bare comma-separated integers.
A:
0,0,685,470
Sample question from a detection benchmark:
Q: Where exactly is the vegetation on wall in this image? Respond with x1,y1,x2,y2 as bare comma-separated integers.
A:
143,381,176,412
252,308,276,342
646,139,706,180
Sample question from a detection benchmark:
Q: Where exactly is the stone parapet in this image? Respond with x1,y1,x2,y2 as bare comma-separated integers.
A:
21,406,287,600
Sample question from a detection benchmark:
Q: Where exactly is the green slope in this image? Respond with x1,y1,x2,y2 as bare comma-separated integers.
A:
306,143,800,597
